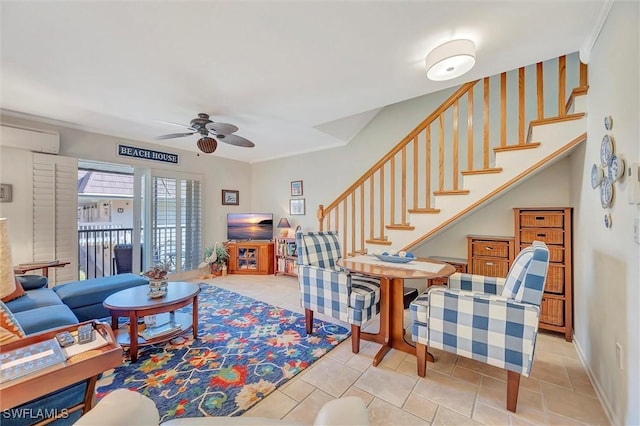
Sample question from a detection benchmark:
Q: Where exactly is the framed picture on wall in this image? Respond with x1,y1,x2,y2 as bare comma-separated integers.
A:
291,180,303,196
0,184,12,202
222,189,239,206
289,198,305,215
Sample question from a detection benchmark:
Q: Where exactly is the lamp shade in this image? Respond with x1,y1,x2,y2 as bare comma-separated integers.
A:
277,218,291,228
277,218,291,237
425,39,476,81
0,218,17,299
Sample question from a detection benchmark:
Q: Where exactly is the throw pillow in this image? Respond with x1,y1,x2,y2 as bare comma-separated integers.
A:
16,274,49,290
0,278,26,303
0,300,25,341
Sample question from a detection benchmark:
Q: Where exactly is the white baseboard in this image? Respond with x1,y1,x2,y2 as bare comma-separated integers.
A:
572,334,618,425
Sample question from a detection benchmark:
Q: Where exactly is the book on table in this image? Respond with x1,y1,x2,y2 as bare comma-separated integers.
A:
139,321,181,341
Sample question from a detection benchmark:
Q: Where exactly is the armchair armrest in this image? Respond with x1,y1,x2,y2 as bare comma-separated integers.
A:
298,264,351,295
427,287,540,375
447,272,505,295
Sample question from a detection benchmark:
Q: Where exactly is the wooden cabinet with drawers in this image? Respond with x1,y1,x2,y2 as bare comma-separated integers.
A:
427,256,468,286
467,235,514,278
514,207,572,341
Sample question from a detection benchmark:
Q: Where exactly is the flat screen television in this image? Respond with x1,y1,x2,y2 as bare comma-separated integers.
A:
227,213,273,241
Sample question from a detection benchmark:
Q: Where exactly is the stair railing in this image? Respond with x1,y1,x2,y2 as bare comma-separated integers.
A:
318,55,587,257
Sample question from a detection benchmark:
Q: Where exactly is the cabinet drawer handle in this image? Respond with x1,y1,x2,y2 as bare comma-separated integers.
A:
485,262,494,266
535,216,545,220
485,246,494,250
537,233,546,237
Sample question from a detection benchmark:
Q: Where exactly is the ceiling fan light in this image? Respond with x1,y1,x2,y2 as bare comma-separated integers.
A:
197,137,218,154
425,39,476,81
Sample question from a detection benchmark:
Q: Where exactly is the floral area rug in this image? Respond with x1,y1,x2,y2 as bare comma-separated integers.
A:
96,283,349,422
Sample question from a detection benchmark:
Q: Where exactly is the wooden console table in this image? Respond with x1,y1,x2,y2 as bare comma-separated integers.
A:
14,260,70,278
0,321,121,415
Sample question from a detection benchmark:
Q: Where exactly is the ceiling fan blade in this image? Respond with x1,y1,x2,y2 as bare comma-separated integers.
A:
157,120,197,131
154,132,196,140
205,122,238,135
216,134,255,148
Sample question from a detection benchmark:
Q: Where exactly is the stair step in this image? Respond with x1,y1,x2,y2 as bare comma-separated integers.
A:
461,167,503,175
365,239,392,246
433,189,470,196
565,86,588,114
385,224,415,231
527,112,585,141
408,208,441,214
494,142,541,153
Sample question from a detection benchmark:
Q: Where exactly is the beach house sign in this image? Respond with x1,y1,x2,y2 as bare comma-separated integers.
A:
117,144,179,165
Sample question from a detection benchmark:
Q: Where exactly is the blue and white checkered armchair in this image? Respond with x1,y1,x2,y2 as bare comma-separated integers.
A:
410,241,550,412
296,231,380,354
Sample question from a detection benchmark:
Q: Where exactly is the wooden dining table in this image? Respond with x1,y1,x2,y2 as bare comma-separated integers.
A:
338,255,456,366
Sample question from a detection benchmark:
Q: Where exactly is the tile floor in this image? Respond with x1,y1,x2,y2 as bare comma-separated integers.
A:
198,274,610,425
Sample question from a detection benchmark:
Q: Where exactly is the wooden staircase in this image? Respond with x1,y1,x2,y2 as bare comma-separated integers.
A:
317,54,588,255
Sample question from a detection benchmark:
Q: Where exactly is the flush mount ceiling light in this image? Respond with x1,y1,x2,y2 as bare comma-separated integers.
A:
425,39,476,81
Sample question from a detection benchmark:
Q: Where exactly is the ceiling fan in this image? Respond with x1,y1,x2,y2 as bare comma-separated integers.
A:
155,113,255,154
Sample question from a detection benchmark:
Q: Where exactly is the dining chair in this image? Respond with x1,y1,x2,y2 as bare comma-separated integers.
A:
113,244,133,274
296,231,380,353
410,241,550,412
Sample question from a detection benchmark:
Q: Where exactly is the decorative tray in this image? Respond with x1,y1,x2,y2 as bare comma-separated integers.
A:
373,254,414,264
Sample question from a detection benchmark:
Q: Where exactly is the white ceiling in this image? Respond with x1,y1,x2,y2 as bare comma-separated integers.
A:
0,1,605,164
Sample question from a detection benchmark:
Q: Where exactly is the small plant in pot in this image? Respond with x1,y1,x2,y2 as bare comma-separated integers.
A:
143,261,170,297
201,242,229,276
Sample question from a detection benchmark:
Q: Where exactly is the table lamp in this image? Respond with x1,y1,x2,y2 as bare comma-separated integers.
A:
0,218,17,299
277,218,291,237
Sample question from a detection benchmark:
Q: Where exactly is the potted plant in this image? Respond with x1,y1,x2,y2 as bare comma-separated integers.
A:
143,261,170,297
202,242,229,276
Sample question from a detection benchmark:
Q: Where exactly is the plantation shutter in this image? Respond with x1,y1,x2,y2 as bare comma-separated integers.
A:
150,173,202,275
32,153,78,285
151,176,178,271
181,178,202,271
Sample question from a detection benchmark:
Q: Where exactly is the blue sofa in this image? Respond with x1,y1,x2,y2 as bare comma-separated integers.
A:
3,273,148,426
7,273,149,333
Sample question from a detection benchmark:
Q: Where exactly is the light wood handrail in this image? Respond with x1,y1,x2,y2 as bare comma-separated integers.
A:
318,55,584,256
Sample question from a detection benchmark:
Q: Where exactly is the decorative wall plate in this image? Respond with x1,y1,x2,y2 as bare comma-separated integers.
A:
591,163,603,189
600,177,614,209
600,135,613,167
608,154,625,182
604,115,613,131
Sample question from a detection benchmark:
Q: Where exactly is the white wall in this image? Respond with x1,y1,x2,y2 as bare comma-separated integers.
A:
251,87,456,231
568,2,640,424
0,116,253,257
0,146,34,262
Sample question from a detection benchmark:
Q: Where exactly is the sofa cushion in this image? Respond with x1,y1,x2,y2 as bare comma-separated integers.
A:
0,300,26,341
53,273,148,310
14,304,79,335
4,288,64,314
16,274,49,290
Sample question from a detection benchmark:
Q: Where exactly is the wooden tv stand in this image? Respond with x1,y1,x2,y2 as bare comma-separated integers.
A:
226,241,274,275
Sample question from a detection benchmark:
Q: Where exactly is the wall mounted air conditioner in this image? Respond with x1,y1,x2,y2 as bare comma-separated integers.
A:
0,125,60,154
